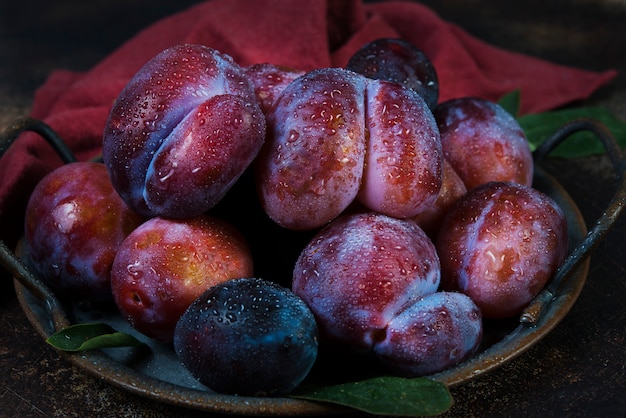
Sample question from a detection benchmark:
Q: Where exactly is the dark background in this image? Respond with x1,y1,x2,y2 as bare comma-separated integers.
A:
1,1,625,416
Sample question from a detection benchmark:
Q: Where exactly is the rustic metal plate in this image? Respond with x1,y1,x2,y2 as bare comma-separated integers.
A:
4,117,626,415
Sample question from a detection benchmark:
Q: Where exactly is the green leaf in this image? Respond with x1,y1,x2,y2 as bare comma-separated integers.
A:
46,323,144,352
519,106,626,158
498,89,521,118
291,376,453,416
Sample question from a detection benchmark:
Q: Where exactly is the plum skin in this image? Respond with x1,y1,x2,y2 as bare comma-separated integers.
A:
24,162,145,302
255,67,367,230
256,67,442,230
346,38,439,110
435,97,533,190
110,215,253,342
358,79,442,219
174,277,318,396
374,291,482,377
436,181,569,318
103,44,265,219
292,212,441,352
244,63,305,114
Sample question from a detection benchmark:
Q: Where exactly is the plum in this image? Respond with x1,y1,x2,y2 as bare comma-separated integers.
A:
373,291,482,377
244,63,305,114
110,214,253,342
256,67,442,230
103,44,265,218
293,212,483,376
358,79,442,219
174,277,318,396
292,212,441,352
23,162,145,303
255,68,367,230
434,97,533,190
346,38,439,110
436,181,568,318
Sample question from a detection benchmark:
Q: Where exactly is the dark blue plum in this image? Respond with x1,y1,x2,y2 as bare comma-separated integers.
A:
173,277,318,396
346,38,439,110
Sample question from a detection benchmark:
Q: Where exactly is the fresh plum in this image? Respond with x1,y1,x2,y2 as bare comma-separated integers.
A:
436,181,568,318
174,277,318,396
110,215,253,342
256,67,442,230
346,38,439,110
435,97,533,190
24,162,145,302
256,68,367,230
373,291,482,377
292,212,441,352
103,44,265,218
358,79,442,219
244,63,305,114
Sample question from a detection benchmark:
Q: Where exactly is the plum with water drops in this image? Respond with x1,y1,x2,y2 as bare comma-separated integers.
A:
174,277,318,396
244,63,305,114
436,181,568,318
293,212,483,376
434,97,533,190
102,44,265,218
255,67,442,230
373,291,482,377
24,162,145,303
293,212,441,352
110,214,253,342
255,67,368,230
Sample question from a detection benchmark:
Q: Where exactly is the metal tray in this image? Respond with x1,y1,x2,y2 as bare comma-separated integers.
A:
2,117,626,415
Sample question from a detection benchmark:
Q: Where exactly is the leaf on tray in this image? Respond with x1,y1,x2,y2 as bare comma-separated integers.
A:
46,323,144,352
290,376,453,416
498,90,626,158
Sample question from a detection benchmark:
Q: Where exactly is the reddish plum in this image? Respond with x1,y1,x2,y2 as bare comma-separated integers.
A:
292,212,440,352
373,291,482,377
435,97,533,190
110,214,253,342
346,38,439,110
255,67,443,230
358,79,442,218
174,278,318,396
256,68,367,230
24,162,145,302
436,181,568,318
103,44,265,218
293,212,484,376
244,63,305,114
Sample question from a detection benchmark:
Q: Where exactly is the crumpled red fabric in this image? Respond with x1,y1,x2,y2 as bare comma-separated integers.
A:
0,0,617,248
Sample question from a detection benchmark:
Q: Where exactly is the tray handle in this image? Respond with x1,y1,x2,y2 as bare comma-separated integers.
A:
521,118,626,326
0,117,77,332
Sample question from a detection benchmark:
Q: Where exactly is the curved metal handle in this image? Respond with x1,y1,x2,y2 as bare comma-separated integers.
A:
0,118,76,332
521,118,626,326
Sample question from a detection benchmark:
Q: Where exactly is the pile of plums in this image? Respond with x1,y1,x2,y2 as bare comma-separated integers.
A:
23,39,568,396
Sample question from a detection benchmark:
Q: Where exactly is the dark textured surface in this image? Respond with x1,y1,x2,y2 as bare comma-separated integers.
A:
1,1,625,417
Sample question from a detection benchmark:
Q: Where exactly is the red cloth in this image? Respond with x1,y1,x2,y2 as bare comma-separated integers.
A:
0,0,617,247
